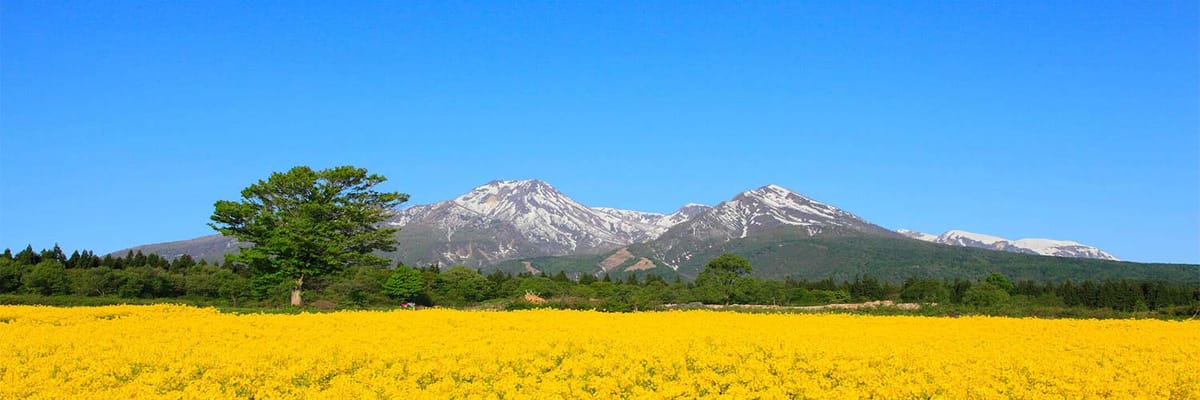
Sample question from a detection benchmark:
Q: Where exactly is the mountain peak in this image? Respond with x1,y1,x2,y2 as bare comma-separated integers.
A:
479,179,555,192
454,179,565,215
730,184,850,223
745,184,797,196
661,184,891,244
391,179,700,266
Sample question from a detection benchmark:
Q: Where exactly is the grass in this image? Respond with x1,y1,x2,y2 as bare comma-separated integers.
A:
3,293,1196,320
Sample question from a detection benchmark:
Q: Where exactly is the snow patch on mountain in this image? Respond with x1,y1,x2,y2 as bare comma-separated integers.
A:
389,180,707,265
896,229,939,242
686,184,878,240
939,230,1009,247
647,184,895,269
898,229,1120,261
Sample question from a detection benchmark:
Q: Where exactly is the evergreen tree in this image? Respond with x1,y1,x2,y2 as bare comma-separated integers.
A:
171,254,197,271
14,245,40,265
552,270,570,282
67,250,82,269
209,165,408,306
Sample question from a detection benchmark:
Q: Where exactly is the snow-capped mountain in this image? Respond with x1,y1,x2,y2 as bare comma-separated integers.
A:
119,180,1128,272
673,184,893,241
644,184,896,268
389,180,702,266
898,229,1119,261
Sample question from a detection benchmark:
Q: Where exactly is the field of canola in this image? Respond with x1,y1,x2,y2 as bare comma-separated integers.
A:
1,305,1197,399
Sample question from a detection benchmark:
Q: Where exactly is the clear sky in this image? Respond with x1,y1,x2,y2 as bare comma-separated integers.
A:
2,1,1197,264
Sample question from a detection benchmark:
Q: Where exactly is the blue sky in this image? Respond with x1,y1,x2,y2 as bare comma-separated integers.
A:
2,1,1197,264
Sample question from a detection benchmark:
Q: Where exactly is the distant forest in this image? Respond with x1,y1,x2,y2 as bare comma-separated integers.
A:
1,244,1197,319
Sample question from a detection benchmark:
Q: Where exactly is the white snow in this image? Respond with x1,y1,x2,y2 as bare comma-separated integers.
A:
1011,238,1082,252
939,230,1009,245
897,229,939,242
1012,238,1120,261
394,179,704,258
665,184,876,243
900,227,1121,261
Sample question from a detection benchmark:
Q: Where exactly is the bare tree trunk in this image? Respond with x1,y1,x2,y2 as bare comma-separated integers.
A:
290,275,304,306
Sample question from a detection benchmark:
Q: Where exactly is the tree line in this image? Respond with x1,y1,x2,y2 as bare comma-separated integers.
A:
2,245,1196,315
5,166,1195,317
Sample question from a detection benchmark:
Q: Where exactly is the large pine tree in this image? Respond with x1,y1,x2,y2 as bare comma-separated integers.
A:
209,165,408,305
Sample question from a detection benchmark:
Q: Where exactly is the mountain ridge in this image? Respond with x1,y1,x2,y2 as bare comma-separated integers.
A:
897,229,1119,261
117,179,1153,282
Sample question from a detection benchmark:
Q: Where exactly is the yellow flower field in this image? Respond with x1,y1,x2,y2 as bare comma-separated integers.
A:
1,305,1197,399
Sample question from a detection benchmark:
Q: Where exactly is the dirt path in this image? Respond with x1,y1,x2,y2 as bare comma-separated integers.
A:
663,300,927,311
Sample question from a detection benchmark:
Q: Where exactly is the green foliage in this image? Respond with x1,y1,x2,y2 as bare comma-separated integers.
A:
383,265,424,301
24,260,71,296
14,246,40,266
695,253,753,304
208,165,408,305
985,273,1015,293
963,282,1011,307
517,276,562,298
212,269,250,307
901,279,950,304
0,258,24,293
327,266,391,307
627,232,1200,283
433,266,494,305
2,245,1197,318
69,267,117,296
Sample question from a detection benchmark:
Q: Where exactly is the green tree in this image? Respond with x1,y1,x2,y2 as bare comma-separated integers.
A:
69,266,117,296
24,260,71,295
695,253,753,305
984,273,1015,294
209,165,408,306
963,282,1010,307
434,266,494,305
14,245,40,265
383,265,425,302
0,258,24,293
900,279,950,304
328,266,391,307
212,269,250,307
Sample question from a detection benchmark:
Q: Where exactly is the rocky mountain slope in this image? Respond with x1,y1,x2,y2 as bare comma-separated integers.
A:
387,179,707,267
897,229,1120,261
633,184,897,271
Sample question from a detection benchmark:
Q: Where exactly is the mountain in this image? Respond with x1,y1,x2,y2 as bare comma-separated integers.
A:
897,229,1120,261
120,179,705,265
496,183,897,280
386,179,702,267
633,184,897,271
498,185,1195,283
118,234,241,262
119,180,1196,284
502,232,1192,283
